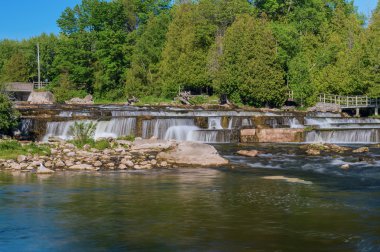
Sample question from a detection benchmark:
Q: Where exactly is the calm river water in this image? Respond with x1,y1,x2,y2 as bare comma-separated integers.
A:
1,144,380,251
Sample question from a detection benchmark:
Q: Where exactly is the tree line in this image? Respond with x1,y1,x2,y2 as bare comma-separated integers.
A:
0,0,379,107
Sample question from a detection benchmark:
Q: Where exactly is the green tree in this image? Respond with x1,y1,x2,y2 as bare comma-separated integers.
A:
365,2,380,96
0,93,19,135
125,12,171,97
159,3,217,97
216,14,286,107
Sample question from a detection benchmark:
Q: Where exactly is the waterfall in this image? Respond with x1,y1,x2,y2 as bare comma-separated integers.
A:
228,117,252,129
288,118,304,129
42,118,136,141
306,129,380,143
187,130,236,143
164,126,200,141
142,118,195,139
95,118,136,139
306,117,380,129
43,121,76,141
20,119,33,135
208,117,223,129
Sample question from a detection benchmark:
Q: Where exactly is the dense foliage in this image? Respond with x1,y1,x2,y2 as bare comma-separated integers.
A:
0,93,19,134
0,0,379,107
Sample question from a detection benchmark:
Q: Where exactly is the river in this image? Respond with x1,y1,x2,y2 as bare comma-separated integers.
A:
1,144,380,251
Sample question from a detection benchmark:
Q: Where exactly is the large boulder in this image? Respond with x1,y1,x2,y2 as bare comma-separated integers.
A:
353,147,369,153
237,150,262,157
157,141,228,167
131,139,176,153
36,164,55,174
27,91,55,104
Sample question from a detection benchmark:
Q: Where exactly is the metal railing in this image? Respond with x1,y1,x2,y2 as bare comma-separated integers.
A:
33,82,49,89
319,94,380,108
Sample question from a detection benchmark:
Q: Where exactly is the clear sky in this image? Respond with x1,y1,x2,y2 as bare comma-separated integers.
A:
0,0,378,40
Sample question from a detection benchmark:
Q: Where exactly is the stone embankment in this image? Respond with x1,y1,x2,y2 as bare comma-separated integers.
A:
0,139,228,173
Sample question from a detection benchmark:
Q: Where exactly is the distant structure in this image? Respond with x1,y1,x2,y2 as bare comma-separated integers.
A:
3,82,49,101
319,93,380,116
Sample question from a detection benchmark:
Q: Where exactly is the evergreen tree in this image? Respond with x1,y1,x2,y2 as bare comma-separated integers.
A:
159,3,217,97
365,2,380,96
216,14,286,107
125,12,171,97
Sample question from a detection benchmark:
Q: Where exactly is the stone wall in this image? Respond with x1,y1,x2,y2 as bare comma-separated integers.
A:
240,128,304,143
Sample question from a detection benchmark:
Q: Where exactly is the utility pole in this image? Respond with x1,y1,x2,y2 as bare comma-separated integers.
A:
37,43,41,89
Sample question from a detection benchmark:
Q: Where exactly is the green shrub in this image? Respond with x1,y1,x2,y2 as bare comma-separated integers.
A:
69,121,97,147
135,96,174,105
52,87,88,103
117,135,135,141
189,95,208,105
0,93,20,134
92,139,110,150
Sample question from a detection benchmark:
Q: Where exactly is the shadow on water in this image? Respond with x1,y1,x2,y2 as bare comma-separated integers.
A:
0,144,380,251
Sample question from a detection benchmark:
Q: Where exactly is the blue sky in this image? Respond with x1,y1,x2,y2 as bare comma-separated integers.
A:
0,0,378,40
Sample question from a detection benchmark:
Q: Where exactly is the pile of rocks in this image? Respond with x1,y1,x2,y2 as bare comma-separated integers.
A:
0,139,229,173
65,95,94,105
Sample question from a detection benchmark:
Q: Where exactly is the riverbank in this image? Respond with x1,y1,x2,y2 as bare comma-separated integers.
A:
1,136,377,174
0,139,228,173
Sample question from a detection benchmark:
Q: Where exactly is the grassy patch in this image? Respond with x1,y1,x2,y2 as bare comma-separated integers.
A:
135,96,174,106
69,138,111,150
117,135,135,141
0,140,51,160
92,139,111,150
369,115,380,119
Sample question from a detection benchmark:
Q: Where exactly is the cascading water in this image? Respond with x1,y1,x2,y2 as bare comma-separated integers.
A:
306,129,380,143
43,121,76,141
142,118,195,139
228,117,252,129
208,117,223,129
305,117,380,143
187,130,237,143
288,118,304,129
164,126,201,141
94,118,136,139
20,119,33,135
43,118,136,141
306,117,380,129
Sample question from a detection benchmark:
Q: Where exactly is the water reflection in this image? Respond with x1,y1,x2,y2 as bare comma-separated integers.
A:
0,156,380,251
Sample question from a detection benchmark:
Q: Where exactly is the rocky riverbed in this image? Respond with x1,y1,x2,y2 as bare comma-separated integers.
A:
0,139,229,173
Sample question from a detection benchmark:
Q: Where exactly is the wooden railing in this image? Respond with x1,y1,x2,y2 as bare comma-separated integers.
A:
319,94,380,108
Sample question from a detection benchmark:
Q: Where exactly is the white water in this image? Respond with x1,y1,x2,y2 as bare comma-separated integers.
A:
43,118,136,141
228,117,252,129
164,126,201,141
306,129,380,143
305,117,380,129
288,118,304,129
208,117,223,129
142,118,195,139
